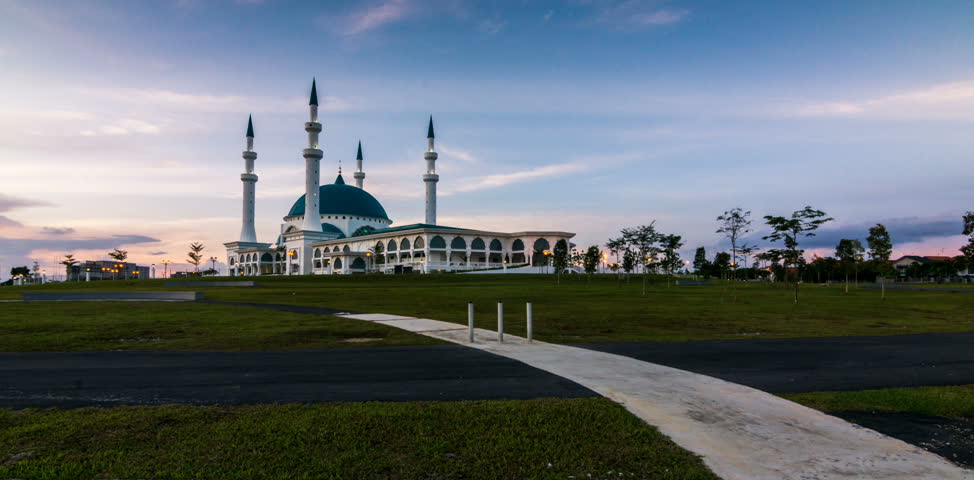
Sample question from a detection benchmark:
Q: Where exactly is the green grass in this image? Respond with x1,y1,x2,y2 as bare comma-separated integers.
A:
0,398,718,480
4,274,974,345
782,385,974,420
0,302,441,352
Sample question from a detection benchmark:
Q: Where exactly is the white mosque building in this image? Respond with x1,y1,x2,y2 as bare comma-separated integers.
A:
224,80,575,275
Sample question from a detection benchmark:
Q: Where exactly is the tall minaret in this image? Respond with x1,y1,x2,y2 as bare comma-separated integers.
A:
239,115,258,243
301,79,323,232
353,141,365,189
423,116,439,225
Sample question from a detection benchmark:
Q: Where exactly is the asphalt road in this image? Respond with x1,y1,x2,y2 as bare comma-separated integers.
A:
0,345,595,409
580,331,974,393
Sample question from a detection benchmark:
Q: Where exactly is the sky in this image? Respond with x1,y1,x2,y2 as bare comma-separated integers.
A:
1,0,973,279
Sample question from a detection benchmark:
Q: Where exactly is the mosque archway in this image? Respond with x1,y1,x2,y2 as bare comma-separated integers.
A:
261,253,273,262
489,239,502,251
387,240,397,251
400,238,410,250
414,236,425,249
512,239,525,251
343,245,351,252
471,238,485,250
430,236,446,249
450,237,466,250
334,258,343,269
351,257,366,270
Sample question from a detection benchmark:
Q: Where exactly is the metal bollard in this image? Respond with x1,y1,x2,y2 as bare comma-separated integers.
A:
526,301,533,342
468,302,475,343
497,301,504,343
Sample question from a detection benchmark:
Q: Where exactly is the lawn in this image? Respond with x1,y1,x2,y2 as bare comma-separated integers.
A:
782,384,974,420
5,274,972,344
0,398,718,480
0,301,441,352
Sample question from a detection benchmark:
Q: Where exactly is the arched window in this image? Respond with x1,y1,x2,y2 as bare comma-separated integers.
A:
471,238,485,250
533,238,550,252
313,248,321,258
334,258,343,269
451,236,466,249
343,245,351,252
430,236,446,249
490,239,502,251
285,226,298,233
387,240,397,251
229,258,235,266
351,257,366,269
414,236,425,249
555,239,568,252
512,239,525,251
400,238,410,250
275,253,282,261
324,247,331,253
352,225,375,237
261,253,273,262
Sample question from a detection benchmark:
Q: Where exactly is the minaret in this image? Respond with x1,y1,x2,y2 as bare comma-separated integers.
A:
353,141,365,189
301,79,323,232
423,116,439,225
239,115,258,243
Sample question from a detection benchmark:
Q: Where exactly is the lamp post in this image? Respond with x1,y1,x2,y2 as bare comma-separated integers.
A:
209,256,218,276
151,264,155,279
543,250,551,274
366,252,372,273
287,250,296,275
161,260,172,278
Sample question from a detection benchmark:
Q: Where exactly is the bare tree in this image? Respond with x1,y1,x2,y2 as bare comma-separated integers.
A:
716,208,752,281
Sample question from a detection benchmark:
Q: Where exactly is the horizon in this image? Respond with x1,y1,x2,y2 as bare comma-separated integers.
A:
2,0,973,279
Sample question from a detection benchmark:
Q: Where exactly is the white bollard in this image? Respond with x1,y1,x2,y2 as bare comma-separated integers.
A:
526,301,533,342
497,301,504,343
468,302,475,343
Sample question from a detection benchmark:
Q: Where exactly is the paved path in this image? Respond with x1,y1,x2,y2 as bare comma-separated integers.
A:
580,331,974,393
0,346,594,409
341,313,972,480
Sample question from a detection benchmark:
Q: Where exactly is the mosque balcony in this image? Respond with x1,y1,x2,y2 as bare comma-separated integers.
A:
303,148,323,159
423,173,439,182
303,121,322,132
242,151,257,160
240,173,258,182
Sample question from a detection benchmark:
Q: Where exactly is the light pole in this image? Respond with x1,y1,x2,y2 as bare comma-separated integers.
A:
543,250,551,274
151,264,155,279
161,260,172,278
209,256,218,275
287,250,296,275
366,252,372,273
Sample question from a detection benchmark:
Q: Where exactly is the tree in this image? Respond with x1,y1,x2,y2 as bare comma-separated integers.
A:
835,238,865,294
659,234,684,287
583,245,601,280
716,208,752,281
762,206,833,303
713,252,731,279
961,212,974,264
738,243,757,278
621,223,661,296
552,239,569,284
61,254,78,282
187,242,205,272
866,223,894,299
368,242,385,268
10,266,30,277
693,247,709,276
108,248,128,262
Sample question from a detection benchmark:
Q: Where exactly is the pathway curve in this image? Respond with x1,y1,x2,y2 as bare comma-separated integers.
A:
340,313,972,480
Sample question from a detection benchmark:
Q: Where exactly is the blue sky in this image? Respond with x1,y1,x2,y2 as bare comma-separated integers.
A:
1,0,973,278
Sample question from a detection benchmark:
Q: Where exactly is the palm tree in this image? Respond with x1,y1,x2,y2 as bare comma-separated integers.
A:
61,254,79,281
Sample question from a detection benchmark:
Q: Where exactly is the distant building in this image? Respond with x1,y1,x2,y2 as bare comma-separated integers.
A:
224,80,574,275
892,255,973,280
71,261,151,281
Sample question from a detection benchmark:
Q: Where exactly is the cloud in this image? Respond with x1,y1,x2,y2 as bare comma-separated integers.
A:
479,17,507,34
0,109,94,120
334,0,412,36
0,193,52,213
80,118,162,136
449,161,590,193
438,144,481,165
74,87,355,114
41,226,76,235
0,216,24,228
785,80,974,119
0,234,161,258
596,2,691,30
543,9,555,22
149,251,168,255
762,217,963,250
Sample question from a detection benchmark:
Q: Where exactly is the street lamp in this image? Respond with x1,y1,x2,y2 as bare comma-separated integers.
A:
209,256,218,276
366,251,372,273
161,260,172,278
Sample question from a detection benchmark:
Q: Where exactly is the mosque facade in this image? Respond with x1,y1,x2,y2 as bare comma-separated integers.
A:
224,81,574,275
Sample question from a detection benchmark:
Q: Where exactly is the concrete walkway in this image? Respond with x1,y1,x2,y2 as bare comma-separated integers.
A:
340,313,972,480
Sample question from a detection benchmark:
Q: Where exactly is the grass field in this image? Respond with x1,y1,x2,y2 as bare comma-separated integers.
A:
0,398,718,480
0,301,440,352
782,384,974,420
4,274,974,345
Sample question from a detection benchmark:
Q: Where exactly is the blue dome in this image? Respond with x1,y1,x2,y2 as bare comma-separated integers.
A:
287,175,390,220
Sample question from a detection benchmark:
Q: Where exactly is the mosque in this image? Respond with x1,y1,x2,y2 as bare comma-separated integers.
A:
224,80,574,275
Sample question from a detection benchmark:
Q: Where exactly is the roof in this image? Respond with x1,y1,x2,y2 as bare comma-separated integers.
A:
309,78,318,106
370,223,468,235
246,115,254,137
320,222,346,238
287,175,389,220
427,116,434,138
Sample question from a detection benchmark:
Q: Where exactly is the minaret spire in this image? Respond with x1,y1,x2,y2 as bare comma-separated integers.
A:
353,140,365,189
423,116,439,225
239,115,258,243
301,80,323,232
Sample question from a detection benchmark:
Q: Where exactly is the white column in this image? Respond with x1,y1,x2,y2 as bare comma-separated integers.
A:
423,118,438,225
240,121,258,243
302,92,323,232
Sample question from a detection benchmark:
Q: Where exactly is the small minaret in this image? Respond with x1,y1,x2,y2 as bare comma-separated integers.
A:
423,116,439,225
353,141,365,189
301,79,323,232
239,115,258,243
